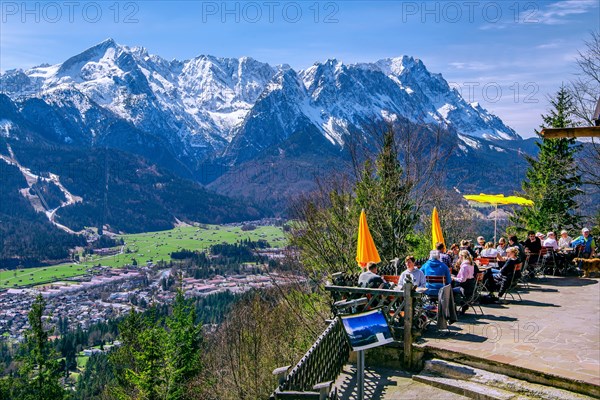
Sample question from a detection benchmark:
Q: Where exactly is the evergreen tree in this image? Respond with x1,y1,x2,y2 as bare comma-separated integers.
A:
126,326,167,400
15,295,67,400
290,127,420,275
165,291,203,400
108,297,203,399
354,129,417,261
512,86,582,232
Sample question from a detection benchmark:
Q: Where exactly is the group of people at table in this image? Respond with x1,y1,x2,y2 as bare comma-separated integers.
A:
358,228,596,311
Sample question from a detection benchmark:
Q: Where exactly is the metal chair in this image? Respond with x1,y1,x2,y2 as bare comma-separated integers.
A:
528,249,546,278
461,272,484,315
540,246,559,275
517,260,531,289
502,263,523,302
424,275,446,303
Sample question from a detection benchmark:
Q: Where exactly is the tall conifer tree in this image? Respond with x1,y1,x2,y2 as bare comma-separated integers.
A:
512,86,582,232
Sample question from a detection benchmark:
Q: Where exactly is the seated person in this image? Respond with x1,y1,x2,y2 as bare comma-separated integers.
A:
398,256,426,289
460,239,477,259
358,262,389,288
496,237,508,257
447,243,460,267
473,236,486,256
508,235,526,264
542,231,559,251
436,242,452,269
480,242,498,258
558,230,572,249
453,250,475,295
572,228,596,258
524,231,542,263
420,250,452,297
536,232,546,241
483,246,520,297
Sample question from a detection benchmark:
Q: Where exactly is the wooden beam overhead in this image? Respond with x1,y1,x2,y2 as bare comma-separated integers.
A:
539,126,600,139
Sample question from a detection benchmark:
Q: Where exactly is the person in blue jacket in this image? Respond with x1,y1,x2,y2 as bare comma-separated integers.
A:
420,250,452,297
572,227,596,258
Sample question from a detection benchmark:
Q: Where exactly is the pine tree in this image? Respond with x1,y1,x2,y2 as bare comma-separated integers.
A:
165,290,203,400
354,128,417,261
15,295,67,400
512,86,582,232
126,326,167,400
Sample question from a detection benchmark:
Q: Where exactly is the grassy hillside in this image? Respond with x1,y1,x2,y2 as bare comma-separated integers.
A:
0,224,286,289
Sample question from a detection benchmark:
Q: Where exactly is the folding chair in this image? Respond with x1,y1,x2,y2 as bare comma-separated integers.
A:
518,261,531,289
529,249,546,278
502,263,523,302
425,275,446,286
462,272,484,315
540,246,559,276
425,275,446,302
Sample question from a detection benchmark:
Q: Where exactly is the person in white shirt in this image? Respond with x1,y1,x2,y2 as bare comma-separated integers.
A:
543,232,559,251
480,242,498,258
399,256,426,289
558,230,572,249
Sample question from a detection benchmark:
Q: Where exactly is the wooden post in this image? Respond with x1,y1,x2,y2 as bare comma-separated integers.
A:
403,281,413,369
313,381,333,400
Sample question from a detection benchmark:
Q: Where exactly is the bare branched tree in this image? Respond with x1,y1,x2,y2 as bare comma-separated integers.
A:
569,31,600,195
570,31,600,126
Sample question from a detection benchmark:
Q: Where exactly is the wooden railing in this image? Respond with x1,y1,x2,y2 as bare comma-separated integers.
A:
331,258,428,287
271,318,349,399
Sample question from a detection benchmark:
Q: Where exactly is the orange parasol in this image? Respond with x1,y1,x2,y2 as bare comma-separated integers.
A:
431,207,445,250
356,209,381,268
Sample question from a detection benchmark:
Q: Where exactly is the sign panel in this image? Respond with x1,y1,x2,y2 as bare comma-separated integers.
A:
340,309,393,351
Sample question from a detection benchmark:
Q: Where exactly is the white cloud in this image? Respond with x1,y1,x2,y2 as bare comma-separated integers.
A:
525,0,599,25
449,62,494,71
535,40,564,49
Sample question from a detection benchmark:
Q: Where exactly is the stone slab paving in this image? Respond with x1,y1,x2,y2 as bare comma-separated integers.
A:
334,365,469,399
419,275,600,387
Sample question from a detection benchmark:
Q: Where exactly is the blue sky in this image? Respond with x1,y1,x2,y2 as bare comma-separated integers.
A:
1,0,598,137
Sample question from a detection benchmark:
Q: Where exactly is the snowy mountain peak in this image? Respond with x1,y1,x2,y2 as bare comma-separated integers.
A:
0,40,522,165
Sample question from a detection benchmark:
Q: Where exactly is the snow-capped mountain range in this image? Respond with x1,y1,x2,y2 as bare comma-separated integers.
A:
0,38,520,168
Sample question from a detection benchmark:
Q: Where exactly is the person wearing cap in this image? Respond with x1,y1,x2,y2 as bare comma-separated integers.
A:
558,230,572,249
536,232,546,241
420,250,452,297
543,232,559,251
572,228,596,258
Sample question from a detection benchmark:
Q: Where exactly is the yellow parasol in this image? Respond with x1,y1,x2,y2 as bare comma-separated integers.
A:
356,209,381,268
431,207,445,250
463,194,534,243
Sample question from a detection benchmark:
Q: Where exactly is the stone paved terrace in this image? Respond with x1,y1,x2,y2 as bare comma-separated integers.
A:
335,366,470,399
418,275,600,387
333,275,599,399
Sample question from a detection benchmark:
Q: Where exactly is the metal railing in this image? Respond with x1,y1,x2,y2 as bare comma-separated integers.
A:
271,318,349,399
